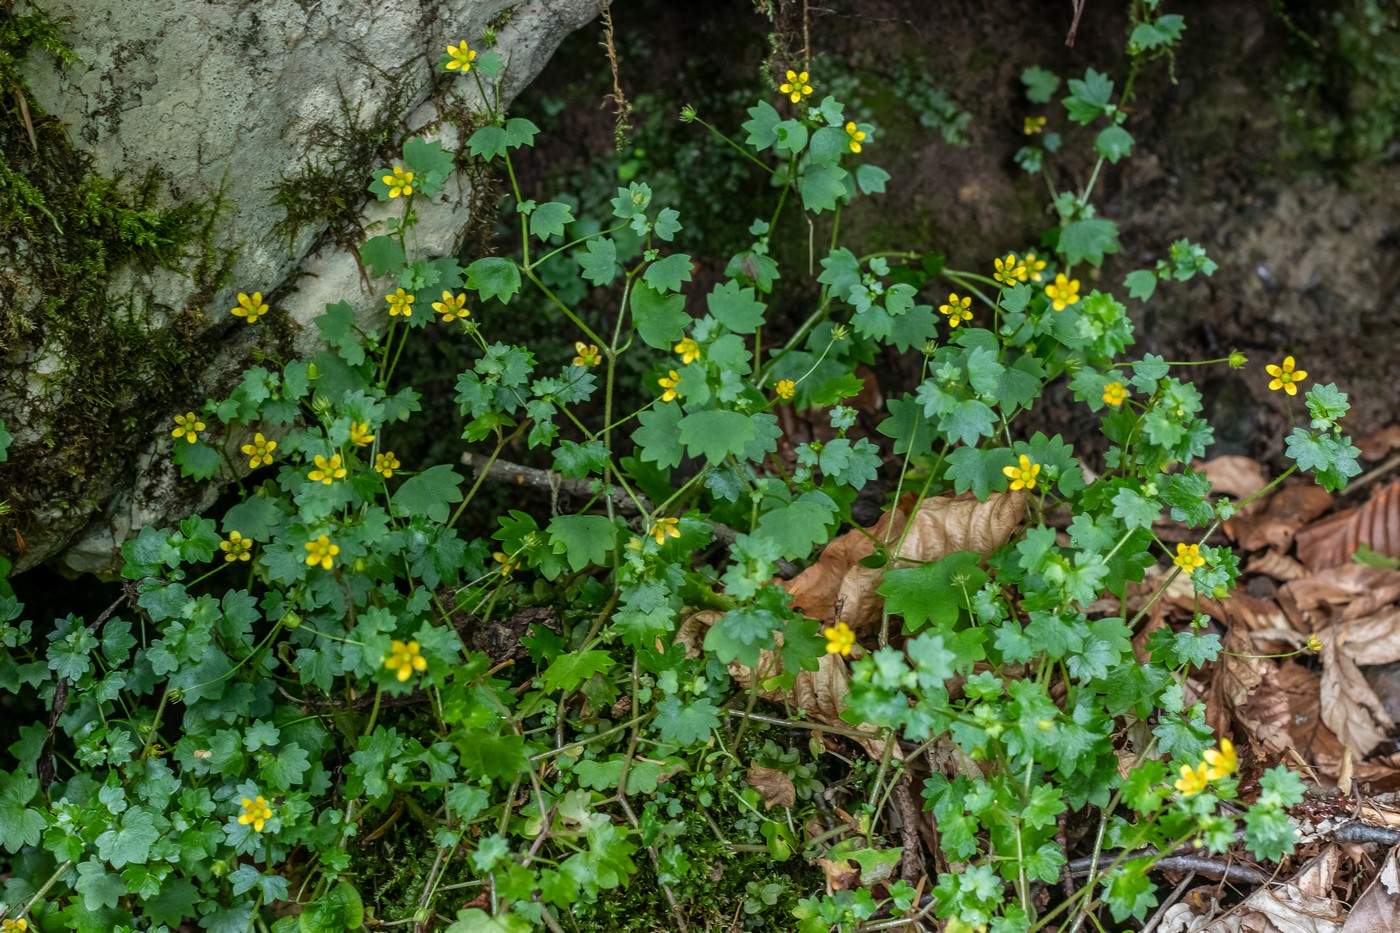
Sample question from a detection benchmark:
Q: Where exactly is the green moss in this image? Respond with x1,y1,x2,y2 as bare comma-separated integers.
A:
0,3,232,561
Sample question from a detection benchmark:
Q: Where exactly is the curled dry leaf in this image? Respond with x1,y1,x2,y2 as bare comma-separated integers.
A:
1238,660,1295,756
784,491,1027,631
1211,630,1265,741
746,765,797,810
1297,479,1400,572
1279,565,1400,628
1226,483,1334,553
1320,628,1396,758
1355,425,1400,461
1340,846,1400,933
1247,548,1309,582
1196,845,1345,933
1202,455,1271,515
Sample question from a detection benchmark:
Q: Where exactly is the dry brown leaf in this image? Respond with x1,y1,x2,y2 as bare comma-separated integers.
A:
1214,630,1265,736
1249,550,1309,582
1226,483,1334,553
1355,425,1400,461
1321,631,1395,758
1198,844,1345,933
1239,661,1296,756
784,492,1027,631
746,765,796,810
817,857,859,891
1279,566,1400,628
1341,846,1400,932
1297,480,1400,572
1204,455,1271,514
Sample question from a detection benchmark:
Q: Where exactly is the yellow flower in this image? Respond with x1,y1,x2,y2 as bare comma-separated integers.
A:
432,290,469,322
845,121,867,153
304,535,339,570
1265,356,1307,396
238,795,273,832
3,919,30,932
994,253,1027,285
1307,634,1323,652
573,342,602,367
1174,542,1206,576
1044,273,1081,311
383,165,414,198
493,551,519,575
824,621,856,656
1102,381,1128,407
1024,115,1047,135
939,292,973,328
649,517,681,545
219,531,252,563
308,454,346,485
445,40,476,73
1203,738,1238,781
658,370,683,402
386,288,415,317
779,69,813,104
1022,251,1047,283
1174,761,1210,796
374,452,400,478
349,421,376,447
1002,454,1040,491
673,337,701,365
775,379,796,400
172,412,205,444
384,639,428,682
231,291,269,323
241,432,277,468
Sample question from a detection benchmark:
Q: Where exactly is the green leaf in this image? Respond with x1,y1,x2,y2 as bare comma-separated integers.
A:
945,446,1017,500
466,257,521,305
1243,807,1297,862
391,465,464,523
547,514,614,571
1022,66,1060,103
173,440,221,481
577,238,618,286
630,282,690,350
704,607,779,667
1123,269,1158,302
754,491,839,562
301,882,364,933
643,253,693,294
938,398,997,447
855,164,890,195
678,410,755,465
1094,125,1134,164
741,101,781,150
528,201,575,242
707,280,766,333
316,301,366,365
0,772,45,852
540,650,614,693
1258,765,1306,808
1059,218,1120,267
1063,68,1115,124
444,909,534,933
0,418,10,462
632,402,684,469
798,165,847,213
361,234,406,276
504,118,540,149
1161,471,1214,526
467,125,508,160
652,696,721,745
1103,858,1156,922
402,137,455,194
1111,487,1160,530
880,551,989,634
1131,14,1186,50
773,119,809,156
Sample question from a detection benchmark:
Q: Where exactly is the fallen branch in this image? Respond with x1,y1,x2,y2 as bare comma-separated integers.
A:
1064,853,1268,886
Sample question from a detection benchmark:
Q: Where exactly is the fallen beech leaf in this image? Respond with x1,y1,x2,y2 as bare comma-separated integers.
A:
1226,483,1334,553
1248,549,1308,582
1355,425,1400,461
1197,845,1345,932
785,492,1026,631
1297,479,1400,572
1203,455,1271,514
1341,845,1400,932
1321,631,1395,758
1278,565,1400,629
746,765,796,810
1238,660,1295,756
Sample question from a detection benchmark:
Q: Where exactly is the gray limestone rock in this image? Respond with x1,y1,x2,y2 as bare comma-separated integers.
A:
4,0,604,575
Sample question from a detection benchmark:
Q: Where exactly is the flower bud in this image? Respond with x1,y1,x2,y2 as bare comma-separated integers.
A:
679,105,697,123
280,610,301,630
1228,350,1247,370
1212,584,1229,600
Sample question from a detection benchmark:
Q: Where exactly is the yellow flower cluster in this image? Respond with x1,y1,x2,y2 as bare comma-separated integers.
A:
993,253,1026,285
774,379,796,400
304,535,339,570
650,517,680,545
1003,454,1040,491
383,165,414,199
375,452,400,478
845,122,866,153
1102,381,1128,407
172,412,205,444
432,291,469,322
939,293,973,329
674,337,700,365
824,621,856,656
1173,542,1205,576
658,370,683,402
779,69,813,104
219,531,252,563
384,639,428,682
385,288,414,317
1044,273,1080,311
1174,738,1238,796
349,422,375,447
1024,115,1047,135
308,454,346,485
231,291,268,323
445,41,476,73
494,551,519,575
1266,356,1307,396
238,795,273,832
241,432,277,468
573,342,601,367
